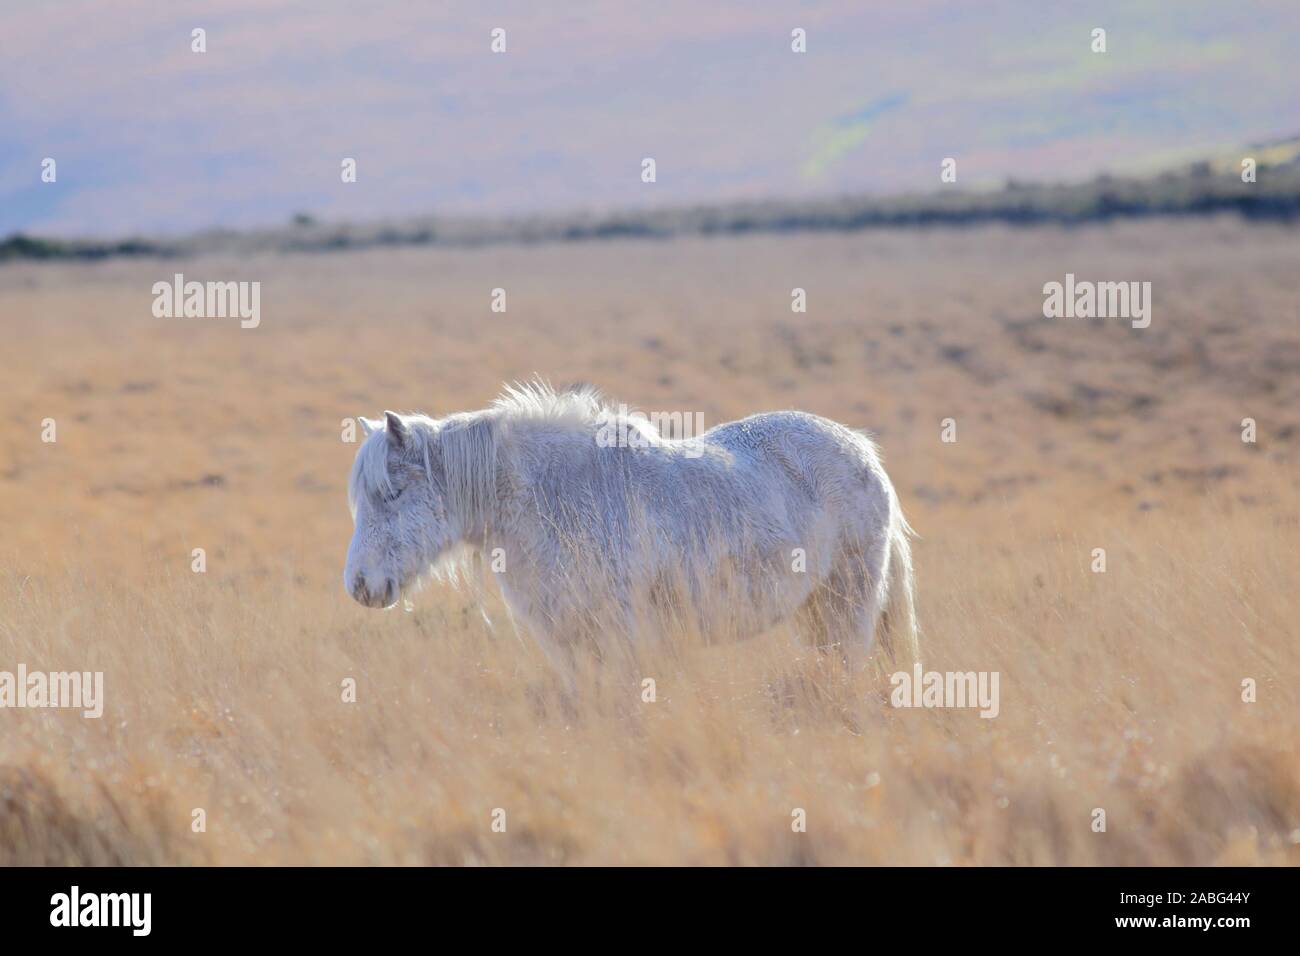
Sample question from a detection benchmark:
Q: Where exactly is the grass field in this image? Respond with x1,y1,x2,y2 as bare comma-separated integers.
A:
1,216,1297,864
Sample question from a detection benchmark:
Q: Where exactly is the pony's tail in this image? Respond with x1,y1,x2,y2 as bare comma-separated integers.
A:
880,507,920,667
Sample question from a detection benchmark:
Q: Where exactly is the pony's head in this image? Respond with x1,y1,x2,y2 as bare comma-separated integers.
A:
345,409,497,608
344,412,447,608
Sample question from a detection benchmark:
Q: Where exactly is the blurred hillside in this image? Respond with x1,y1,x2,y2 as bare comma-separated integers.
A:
3,139,1299,264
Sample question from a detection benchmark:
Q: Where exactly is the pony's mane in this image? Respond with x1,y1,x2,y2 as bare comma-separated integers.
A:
491,380,669,444
438,411,498,539
348,381,612,520
490,380,608,425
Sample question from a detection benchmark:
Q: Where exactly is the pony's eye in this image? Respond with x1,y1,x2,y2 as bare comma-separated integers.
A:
380,485,402,504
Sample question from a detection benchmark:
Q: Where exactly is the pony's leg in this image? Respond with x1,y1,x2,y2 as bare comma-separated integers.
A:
844,587,885,674
795,592,865,671
501,597,578,694
796,538,889,673
793,586,834,651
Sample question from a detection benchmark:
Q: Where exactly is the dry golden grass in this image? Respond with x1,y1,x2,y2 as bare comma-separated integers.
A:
0,217,1297,864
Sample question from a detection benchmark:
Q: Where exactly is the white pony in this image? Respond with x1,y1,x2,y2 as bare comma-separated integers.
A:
344,383,917,681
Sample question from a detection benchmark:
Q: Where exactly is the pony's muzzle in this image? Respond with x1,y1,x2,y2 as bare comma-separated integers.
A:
351,573,397,609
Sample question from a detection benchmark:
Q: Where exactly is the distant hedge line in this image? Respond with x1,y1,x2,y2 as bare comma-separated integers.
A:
4,166,1298,263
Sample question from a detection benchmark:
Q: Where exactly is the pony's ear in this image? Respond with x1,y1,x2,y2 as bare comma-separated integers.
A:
384,410,409,449
358,416,381,437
